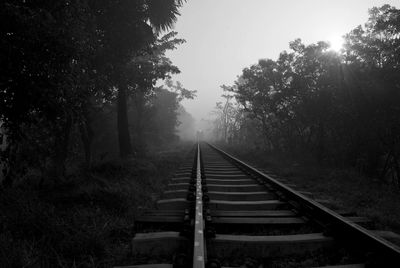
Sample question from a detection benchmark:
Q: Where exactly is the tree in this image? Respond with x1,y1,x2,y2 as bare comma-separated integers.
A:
125,33,186,153
0,0,188,186
177,105,196,141
128,81,195,151
343,4,400,180
215,5,400,187
0,1,99,182
91,0,185,158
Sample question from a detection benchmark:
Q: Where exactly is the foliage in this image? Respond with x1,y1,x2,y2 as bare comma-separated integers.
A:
129,79,196,153
0,145,192,267
177,105,196,141
213,5,400,185
0,0,190,185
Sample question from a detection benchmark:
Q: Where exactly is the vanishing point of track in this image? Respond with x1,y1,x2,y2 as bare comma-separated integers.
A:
119,142,400,268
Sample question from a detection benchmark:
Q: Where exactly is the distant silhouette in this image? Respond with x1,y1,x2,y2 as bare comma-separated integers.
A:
211,5,400,186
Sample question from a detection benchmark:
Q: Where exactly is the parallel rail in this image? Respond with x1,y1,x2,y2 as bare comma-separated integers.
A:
193,143,205,268
125,142,400,268
208,143,400,264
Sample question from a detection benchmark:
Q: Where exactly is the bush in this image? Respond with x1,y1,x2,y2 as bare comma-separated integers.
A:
0,144,192,267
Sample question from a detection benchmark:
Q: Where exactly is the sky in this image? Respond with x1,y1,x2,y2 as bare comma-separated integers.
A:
166,0,400,125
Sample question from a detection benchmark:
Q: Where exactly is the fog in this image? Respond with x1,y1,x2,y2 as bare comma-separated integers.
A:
167,0,400,128
2,1,400,265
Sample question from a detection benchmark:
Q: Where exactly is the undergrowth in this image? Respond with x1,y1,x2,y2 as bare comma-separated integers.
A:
224,145,400,240
0,143,193,268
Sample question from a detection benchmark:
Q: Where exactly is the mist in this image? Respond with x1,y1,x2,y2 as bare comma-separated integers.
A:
168,0,400,124
1,1,400,266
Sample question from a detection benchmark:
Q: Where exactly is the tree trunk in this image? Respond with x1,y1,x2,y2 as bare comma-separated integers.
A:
391,150,400,188
317,120,325,164
117,81,133,158
2,144,16,188
134,90,146,155
261,117,271,151
50,113,73,179
79,110,94,168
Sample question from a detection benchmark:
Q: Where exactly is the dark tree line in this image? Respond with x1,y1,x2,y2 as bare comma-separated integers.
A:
213,5,400,185
0,0,192,186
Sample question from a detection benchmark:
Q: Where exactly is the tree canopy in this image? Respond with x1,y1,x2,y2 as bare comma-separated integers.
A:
0,0,190,186
212,5,400,185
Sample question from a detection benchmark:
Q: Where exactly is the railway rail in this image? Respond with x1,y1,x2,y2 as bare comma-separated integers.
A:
117,142,400,268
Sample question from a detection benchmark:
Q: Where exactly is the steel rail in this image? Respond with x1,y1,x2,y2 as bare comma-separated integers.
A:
207,142,400,264
193,143,206,268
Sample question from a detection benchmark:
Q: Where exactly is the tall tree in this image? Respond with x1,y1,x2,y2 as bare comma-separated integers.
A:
0,1,98,182
0,0,187,185
215,5,400,186
92,0,185,158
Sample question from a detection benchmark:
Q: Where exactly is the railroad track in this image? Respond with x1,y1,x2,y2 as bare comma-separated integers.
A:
117,142,400,268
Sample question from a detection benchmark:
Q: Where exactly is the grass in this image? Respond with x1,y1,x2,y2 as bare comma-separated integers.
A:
0,142,194,268
218,247,361,268
224,145,400,242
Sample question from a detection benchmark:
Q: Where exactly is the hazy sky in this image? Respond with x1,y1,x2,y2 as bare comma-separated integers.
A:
167,0,400,123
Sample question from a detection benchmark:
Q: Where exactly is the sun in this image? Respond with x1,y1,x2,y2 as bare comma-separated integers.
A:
327,34,344,52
